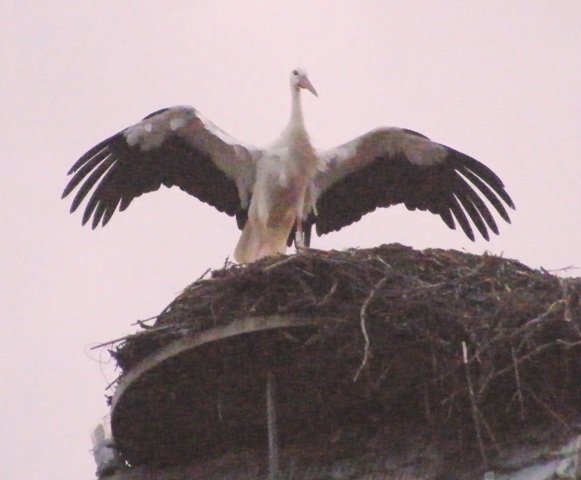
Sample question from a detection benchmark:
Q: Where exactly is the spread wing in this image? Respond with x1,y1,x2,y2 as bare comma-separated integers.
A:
308,128,515,242
62,106,258,229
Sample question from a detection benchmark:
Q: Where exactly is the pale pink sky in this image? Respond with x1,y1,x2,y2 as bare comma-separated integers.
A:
1,2,580,478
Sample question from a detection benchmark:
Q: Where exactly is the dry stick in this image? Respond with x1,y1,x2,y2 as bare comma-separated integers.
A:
295,267,316,278
477,412,500,455
480,340,557,396
90,335,132,350
105,375,121,391
316,279,339,307
373,256,394,275
130,315,158,327
354,276,388,381
511,300,566,340
478,335,566,401
557,339,581,348
442,300,567,392
196,267,212,282
462,341,488,468
266,371,280,480
291,275,318,305
511,344,526,420
90,324,179,350
263,256,296,272
526,386,571,431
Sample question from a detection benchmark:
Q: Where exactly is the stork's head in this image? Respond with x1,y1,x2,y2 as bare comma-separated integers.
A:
291,68,318,97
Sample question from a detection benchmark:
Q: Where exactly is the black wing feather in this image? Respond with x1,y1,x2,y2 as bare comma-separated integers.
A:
314,140,514,242
448,194,475,240
460,168,512,223
71,156,115,214
62,149,109,198
63,126,244,229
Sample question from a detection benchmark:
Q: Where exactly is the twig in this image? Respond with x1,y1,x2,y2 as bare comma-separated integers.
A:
511,344,526,420
456,300,567,383
294,268,315,278
316,279,339,306
262,256,295,272
105,375,121,391
290,275,317,305
196,267,212,282
90,335,132,350
354,276,387,381
407,280,450,294
479,340,557,396
547,265,578,273
373,256,393,272
526,386,571,431
478,412,500,455
463,341,488,468
510,300,566,339
266,371,279,479
556,339,581,348
130,315,157,327
90,324,180,350
561,277,580,323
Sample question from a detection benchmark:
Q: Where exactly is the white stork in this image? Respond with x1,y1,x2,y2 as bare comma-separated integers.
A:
63,69,514,263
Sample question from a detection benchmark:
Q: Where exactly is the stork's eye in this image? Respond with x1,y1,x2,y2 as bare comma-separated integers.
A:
292,70,299,76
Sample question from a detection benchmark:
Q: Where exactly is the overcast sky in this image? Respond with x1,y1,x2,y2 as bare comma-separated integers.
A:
2,2,580,478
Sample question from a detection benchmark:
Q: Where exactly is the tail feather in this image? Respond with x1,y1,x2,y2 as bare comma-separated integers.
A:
234,220,290,263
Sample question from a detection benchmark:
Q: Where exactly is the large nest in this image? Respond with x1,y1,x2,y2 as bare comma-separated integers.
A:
110,244,581,472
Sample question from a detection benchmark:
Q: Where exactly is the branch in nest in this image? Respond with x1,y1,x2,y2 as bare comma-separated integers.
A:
316,279,339,307
510,344,526,421
91,324,181,351
461,299,568,376
132,316,158,328
91,335,133,351
556,339,581,349
463,341,488,468
262,256,296,272
354,276,388,381
477,340,558,398
526,386,571,431
196,267,212,282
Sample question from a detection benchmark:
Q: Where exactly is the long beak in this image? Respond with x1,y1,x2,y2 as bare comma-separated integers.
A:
299,76,318,97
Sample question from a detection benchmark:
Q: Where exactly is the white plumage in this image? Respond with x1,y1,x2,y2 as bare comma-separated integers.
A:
63,69,514,263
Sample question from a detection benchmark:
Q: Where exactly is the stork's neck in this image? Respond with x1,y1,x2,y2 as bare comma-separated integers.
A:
287,86,306,134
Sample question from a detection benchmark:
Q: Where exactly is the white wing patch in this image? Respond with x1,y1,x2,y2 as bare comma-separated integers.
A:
124,106,197,151
397,134,448,166
195,110,250,148
169,117,188,131
121,105,259,210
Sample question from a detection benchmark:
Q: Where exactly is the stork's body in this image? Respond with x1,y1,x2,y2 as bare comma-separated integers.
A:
63,69,515,263
236,73,318,262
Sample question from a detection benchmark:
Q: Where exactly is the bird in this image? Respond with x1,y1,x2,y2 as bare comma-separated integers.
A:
62,68,515,263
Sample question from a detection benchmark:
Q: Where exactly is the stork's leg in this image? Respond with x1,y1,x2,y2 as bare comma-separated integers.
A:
294,221,305,250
